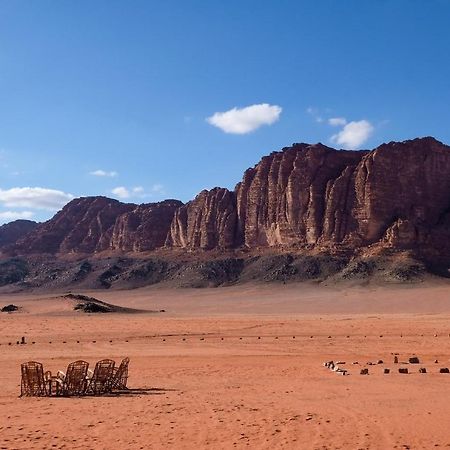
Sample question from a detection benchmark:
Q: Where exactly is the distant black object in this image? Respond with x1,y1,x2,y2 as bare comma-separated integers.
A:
439,368,449,373
74,302,110,313
409,356,420,364
65,293,144,314
1,304,19,312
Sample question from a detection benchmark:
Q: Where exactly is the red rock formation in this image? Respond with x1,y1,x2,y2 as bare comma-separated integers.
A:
168,137,450,255
14,197,134,254
9,137,450,261
351,137,450,247
235,143,364,247
166,188,237,249
13,197,183,255
110,200,182,252
0,220,38,249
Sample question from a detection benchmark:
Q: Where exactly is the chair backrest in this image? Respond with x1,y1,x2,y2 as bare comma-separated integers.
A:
21,361,47,396
111,357,130,389
64,360,89,395
88,359,115,394
92,359,115,383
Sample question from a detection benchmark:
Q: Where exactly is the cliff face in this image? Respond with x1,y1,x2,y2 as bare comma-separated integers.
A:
166,188,238,250
351,138,450,249
110,200,183,252
168,137,450,254
7,137,450,259
13,197,182,254
14,197,134,254
235,143,365,247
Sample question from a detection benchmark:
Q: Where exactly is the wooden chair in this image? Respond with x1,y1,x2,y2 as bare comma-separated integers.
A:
20,361,48,397
57,360,89,396
110,357,130,391
86,359,115,395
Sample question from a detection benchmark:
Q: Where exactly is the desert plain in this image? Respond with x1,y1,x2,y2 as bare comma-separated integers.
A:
2,283,450,449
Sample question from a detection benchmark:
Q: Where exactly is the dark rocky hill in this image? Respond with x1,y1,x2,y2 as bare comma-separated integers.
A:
0,220,38,248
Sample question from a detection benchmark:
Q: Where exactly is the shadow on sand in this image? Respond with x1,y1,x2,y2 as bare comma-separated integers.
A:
20,387,179,399
106,387,177,397
77,387,179,398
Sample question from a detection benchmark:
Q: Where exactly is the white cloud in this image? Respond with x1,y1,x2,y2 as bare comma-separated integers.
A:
0,210,34,222
207,103,282,134
111,186,130,199
89,169,117,177
330,120,374,149
133,186,144,194
328,117,347,127
0,187,74,210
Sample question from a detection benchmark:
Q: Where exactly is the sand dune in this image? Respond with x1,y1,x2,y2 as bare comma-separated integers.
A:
2,284,450,448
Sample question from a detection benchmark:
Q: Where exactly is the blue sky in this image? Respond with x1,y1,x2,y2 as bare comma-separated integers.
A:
0,0,449,223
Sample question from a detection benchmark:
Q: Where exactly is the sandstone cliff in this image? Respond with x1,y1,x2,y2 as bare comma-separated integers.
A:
168,137,450,256
13,197,182,254
110,200,183,252
7,137,450,262
235,143,365,247
165,188,238,250
13,197,134,254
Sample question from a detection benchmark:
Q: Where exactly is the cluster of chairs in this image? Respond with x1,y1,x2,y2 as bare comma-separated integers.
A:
20,357,129,397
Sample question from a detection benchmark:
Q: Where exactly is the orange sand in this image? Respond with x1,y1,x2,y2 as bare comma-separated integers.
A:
2,283,450,449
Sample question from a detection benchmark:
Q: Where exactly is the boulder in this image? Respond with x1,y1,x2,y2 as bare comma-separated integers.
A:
1,304,19,312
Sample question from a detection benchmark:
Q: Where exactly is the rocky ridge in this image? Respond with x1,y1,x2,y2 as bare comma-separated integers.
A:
1,137,450,289
10,197,182,255
166,138,450,256
0,220,38,248
167,137,450,259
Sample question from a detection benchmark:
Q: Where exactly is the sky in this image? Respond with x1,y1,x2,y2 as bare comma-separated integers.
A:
0,0,450,223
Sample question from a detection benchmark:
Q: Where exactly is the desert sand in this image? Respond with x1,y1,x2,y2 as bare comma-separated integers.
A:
2,283,450,449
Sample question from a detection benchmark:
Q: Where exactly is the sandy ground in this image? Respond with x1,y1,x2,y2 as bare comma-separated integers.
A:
2,283,450,449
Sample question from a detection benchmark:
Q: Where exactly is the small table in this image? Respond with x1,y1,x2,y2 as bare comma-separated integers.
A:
47,376,62,396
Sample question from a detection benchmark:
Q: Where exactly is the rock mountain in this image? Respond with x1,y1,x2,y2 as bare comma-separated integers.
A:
2,137,450,279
